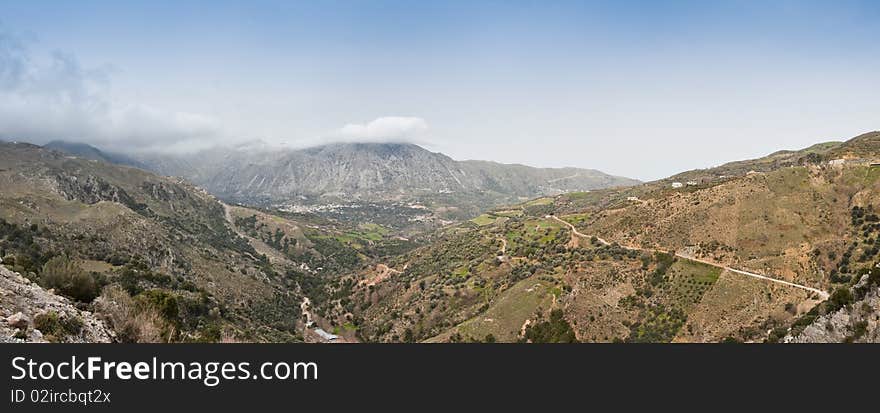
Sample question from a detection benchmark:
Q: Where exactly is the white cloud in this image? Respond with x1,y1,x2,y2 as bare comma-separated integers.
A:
0,30,432,154
0,31,224,152
337,116,428,141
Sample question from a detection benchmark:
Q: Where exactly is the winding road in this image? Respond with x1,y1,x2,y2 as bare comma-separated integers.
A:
548,215,829,299
676,252,829,299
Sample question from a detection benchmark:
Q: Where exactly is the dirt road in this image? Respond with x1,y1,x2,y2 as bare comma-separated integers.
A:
549,215,610,246
361,263,403,286
675,252,829,299
548,214,829,299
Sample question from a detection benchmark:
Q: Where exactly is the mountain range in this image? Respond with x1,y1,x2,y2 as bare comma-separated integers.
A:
46,140,639,209
3,132,880,343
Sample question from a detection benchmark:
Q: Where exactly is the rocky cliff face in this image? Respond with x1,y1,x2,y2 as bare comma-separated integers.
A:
52,173,138,206
0,263,114,343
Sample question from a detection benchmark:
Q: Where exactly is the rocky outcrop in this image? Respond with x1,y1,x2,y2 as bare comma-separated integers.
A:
0,263,114,343
787,275,880,343
52,173,136,206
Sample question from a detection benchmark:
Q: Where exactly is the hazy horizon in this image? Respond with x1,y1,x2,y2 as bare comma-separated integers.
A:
1,1,879,180
17,133,875,185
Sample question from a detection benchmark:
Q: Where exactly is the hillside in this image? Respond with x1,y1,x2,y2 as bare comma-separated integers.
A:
0,142,419,343
334,132,880,343
43,141,147,169
6,132,880,343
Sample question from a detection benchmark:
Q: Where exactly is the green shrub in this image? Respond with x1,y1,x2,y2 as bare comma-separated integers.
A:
826,288,854,313
846,321,869,343
766,326,789,343
138,290,180,324
34,311,83,342
40,256,100,302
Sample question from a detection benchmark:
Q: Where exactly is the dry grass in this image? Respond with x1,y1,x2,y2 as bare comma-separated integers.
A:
95,285,170,343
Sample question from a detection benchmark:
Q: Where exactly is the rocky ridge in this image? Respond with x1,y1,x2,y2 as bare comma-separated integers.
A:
0,261,114,343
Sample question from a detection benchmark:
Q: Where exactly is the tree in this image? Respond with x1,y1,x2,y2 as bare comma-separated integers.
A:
826,287,853,312
524,310,579,343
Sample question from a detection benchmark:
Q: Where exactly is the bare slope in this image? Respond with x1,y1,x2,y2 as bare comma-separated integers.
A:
0,142,304,342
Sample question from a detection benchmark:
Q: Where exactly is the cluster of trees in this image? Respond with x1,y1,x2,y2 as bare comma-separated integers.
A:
404,231,492,281
200,218,258,258
239,291,302,341
522,203,554,217
522,309,578,343
236,215,297,253
117,262,197,296
447,332,497,343
850,206,880,264
363,237,420,259
649,252,675,286
626,304,686,343
828,205,880,282
317,203,427,231
305,236,362,273
851,205,879,227
234,214,262,234
289,269,355,323
0,219,53,275
240,213,371,274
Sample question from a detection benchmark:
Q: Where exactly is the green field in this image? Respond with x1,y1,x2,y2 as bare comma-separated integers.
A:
561,213,590,227
437,278,556,342
470,213,497,226
661,259,722,311
494,209,523,217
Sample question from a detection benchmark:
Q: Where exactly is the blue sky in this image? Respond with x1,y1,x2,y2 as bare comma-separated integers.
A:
1,0,878,179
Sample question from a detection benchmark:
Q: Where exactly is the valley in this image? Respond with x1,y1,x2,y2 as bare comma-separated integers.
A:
3,132,880,343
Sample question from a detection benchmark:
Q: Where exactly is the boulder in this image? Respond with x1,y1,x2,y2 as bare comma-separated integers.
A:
7,312,29,329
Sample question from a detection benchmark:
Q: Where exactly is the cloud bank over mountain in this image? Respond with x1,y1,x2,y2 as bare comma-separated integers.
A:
337,116,428,141
0,30,431,154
